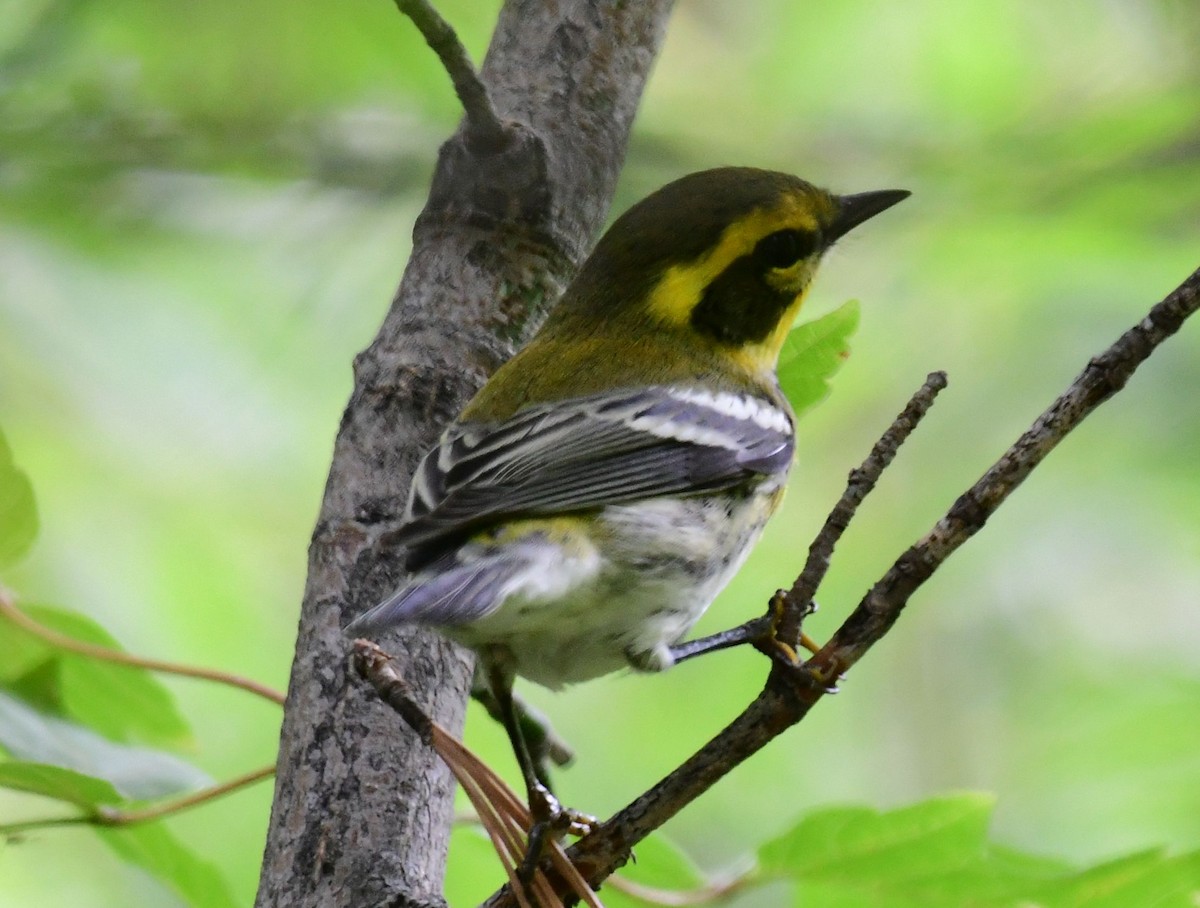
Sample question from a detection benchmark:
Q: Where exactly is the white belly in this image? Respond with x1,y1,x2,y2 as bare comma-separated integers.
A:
445,489,777,689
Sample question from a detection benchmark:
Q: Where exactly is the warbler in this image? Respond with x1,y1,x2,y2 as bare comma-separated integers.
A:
348,166,906,864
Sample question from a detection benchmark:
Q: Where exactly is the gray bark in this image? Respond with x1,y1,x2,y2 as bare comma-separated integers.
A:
254,2,674,906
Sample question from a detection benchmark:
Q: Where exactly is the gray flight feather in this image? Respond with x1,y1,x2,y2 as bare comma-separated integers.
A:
345,553,522,632
397,385,794,568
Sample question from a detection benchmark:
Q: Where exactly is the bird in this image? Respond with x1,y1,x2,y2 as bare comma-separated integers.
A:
346,166,907,877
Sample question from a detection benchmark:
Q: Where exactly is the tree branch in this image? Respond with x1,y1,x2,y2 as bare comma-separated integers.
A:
482,267,1200,903
478,372,948,905
255,3,674,906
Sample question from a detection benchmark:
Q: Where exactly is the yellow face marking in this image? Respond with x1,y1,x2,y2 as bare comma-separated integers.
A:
644,192,830,377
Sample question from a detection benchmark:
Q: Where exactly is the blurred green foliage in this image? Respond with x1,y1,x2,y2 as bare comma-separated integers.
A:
1,0,1199,905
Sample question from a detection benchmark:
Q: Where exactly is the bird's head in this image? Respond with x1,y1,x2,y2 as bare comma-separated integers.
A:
559,167,908,376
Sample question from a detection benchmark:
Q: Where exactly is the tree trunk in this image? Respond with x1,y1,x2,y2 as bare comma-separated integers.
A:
254,2,674,905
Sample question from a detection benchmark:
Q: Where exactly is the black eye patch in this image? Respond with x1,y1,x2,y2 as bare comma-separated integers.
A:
754,228,819,269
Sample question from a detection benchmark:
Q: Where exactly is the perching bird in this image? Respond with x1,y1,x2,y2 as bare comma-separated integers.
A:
347,166,907,874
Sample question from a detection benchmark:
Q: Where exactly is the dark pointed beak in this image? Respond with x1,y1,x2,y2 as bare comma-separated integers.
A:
826,189,910,244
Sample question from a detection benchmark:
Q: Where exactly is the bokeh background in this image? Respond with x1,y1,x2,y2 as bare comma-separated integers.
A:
2,0,1199,904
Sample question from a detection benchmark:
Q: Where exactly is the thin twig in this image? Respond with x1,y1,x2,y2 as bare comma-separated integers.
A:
0,587,285,705
393,0,508,150
814,264,1200,679
0,763,276,837
604,873,749,907
0,815,91,837
483,372,948,906
96,763,276,825
774,371,948,648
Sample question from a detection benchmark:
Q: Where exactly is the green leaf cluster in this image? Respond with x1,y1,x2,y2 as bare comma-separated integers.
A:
0,430,236,907
0,606,238,906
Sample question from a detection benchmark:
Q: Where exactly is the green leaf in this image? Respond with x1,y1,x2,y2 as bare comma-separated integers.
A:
0,630,56,689
98,824,240,908
0,691,210,800
777,300,860,418
0,427,38,568
0,755,236,907
0,761,122,809
1032,848,1200,908
759,794,1059,906
0,604,192,747
758,795,1200,907
759,793,996,881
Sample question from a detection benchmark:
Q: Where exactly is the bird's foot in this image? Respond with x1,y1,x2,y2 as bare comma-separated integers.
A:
517,782,596,885
753,590,821,666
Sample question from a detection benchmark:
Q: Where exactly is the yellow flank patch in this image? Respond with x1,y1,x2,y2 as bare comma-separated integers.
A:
482,516,595,553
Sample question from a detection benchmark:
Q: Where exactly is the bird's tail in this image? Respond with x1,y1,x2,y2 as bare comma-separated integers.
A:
344,553,520,635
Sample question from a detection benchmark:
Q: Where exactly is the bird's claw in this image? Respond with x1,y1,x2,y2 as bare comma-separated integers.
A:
517,783,596,885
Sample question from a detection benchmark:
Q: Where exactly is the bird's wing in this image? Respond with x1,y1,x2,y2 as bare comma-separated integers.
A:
394,386,794,562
